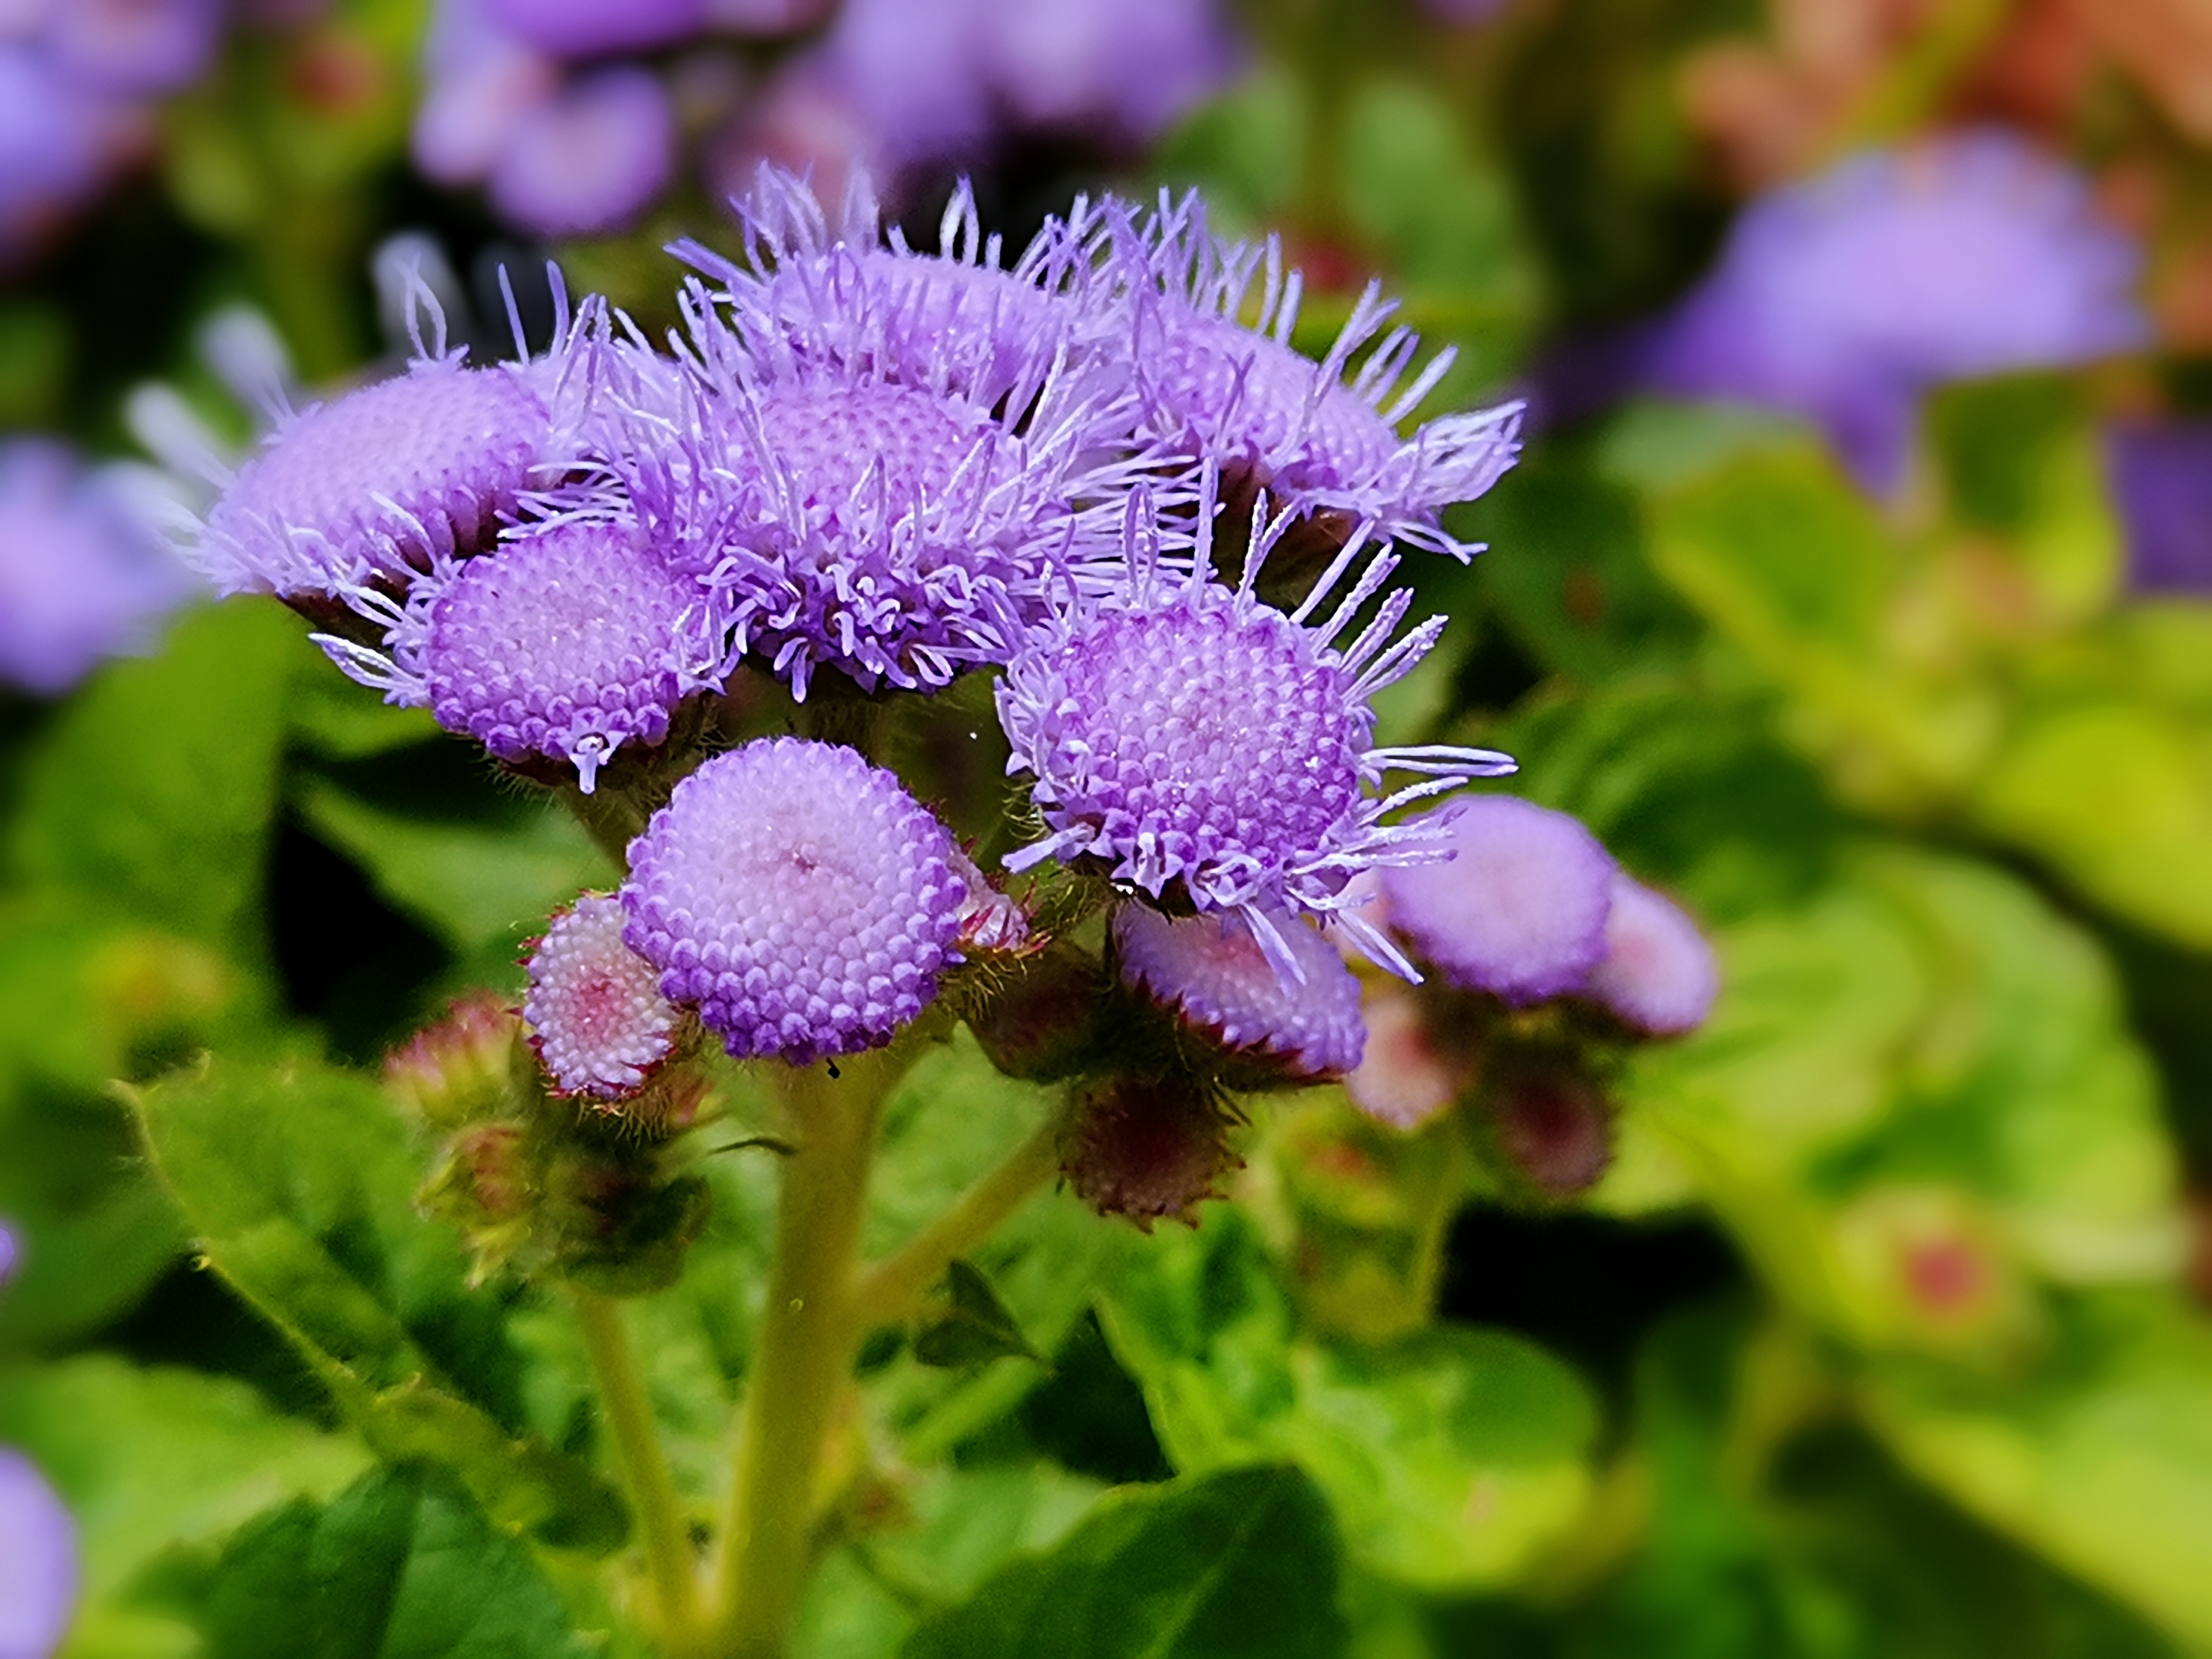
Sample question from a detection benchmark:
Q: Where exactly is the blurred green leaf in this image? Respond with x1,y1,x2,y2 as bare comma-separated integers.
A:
914,1260,1044,1369
161,1463,594,1659
130,1054,627,1548
901,1465,1346,1659
294,777,614,957
1099,1211,1598,1591
1155,67,1306,231
9,603,300,959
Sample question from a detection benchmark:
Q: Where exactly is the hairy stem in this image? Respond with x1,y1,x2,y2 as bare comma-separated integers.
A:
848,1114,1063,1332
571,1290,701,1647
707,1044,910,1658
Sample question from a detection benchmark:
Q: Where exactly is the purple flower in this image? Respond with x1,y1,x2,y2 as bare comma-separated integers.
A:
1113,193,1523,558
1579,873,1717,1036
621,738,967,1064
47,0,223,95
598,250,1135,698
0,440,197,697
982,0,1238,147
482,0,705,58
525,894,679,1098
1379,795,1617,1005
1115,903,1365,1081
2108,418,2212,594
0,1219,18,1291
0,46,141,269
998,479,1515,981
0,1448,78,1659
412,0,560,187
1643,131,2148,493
351,520,724,791
488,65,677,239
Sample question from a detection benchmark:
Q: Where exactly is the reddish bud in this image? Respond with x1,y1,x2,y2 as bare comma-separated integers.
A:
1488,1067,1611,1197
384,992,528,1127
1060,1073,1240,1231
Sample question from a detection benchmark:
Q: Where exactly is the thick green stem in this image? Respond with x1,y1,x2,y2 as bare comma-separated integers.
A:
707,1047,906,1658
849,1115,1062,1332
572,1290,703,1647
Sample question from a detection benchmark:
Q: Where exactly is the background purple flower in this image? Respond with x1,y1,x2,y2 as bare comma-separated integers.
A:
0,440,197,697
46,0,223,95
2107,417,2212,594
482,0,705,59
487,66,677,240
0,1448,78,1659
1580,873,1717,1036
1641,131,2149,492
0,1219,17,1292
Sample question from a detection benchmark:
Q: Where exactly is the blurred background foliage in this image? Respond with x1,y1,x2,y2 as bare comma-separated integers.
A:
6,0,2212,1654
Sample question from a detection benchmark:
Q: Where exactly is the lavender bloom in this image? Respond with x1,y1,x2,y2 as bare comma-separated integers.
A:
0,47,139,269
1380,796,1617,1005
348,520,724,791
793,0,995,179
600,254,1135,699
0,440,197,697
48,0,222,94
412,0,560,187
983,0,1238,147
1114,193,1523,559
525,894,679,1098
488,65,677,239
0,1449,77,1659
1580,874,1717,1036
1116,903,1366,1081
621,738,967,1064
998,481,1515,982
2108,419,2212,594
482,0,705,58
0,1220,17,1290
1643,132,2148,493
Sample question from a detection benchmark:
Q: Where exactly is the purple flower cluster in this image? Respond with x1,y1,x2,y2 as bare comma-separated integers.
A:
0,0,224,267
0,439,198,696
1345,796,1718,1131
191,167,1526,1067
0,1447,78,1659
1641,131,2148,493
414,0,1237,238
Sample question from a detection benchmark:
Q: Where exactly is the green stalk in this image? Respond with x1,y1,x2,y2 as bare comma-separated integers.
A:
571,1290,703,1647
847,1114,1063,1332
707,1045,909,1658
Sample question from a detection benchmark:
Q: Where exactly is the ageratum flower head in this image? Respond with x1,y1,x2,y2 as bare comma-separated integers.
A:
998,478,1515,982
1112,191,1522,559
525,893,680,1098
333,518,724,791
598,257,1137,700
621,738,967,1065
1643,131,2148,492
675,167,1128,418
1380,795,1617,1005
1115,902,1365,1081
0,1448,78,1659
1580,874,1717,1036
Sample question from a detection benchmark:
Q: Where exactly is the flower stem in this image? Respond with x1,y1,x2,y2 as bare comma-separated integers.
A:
571,1289,701,1646
848,1114,1063,1332
707,1045,908,1658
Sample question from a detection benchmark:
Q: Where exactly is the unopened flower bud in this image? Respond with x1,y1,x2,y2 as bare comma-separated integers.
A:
1382,796,1615,1005
1581,875,1718,1037
384,992,530,1127
524,894,680,1102
1343,985,1474,1131
1485,1065,1611,1197
1114,904,1364,1088
967,940,1108,1081
1060,1072,1240,1231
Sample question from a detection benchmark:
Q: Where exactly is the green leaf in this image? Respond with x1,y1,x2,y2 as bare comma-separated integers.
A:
1098,1212,1598,1591
913,1260,1045,1369
8,602,300,957
901,1465,1346,1659
1154,67,1306,231
167,1464,594,1659
0,1356,367,1611
294,777,614,958
129,1054,627,1548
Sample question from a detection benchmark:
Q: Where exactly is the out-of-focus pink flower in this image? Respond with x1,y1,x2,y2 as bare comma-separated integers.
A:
488,65,677,237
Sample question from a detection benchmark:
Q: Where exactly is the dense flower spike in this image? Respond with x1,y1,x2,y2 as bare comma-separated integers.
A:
1642,131,2147,492
0,1449,78,1659
1114,192,1523,558
353,520,723,791
525,895,680,1099
1581,875,1718,1036
998,482,1515,981
0,439,197,696
1115,904,1365,1081
621,739,966,1064
1380,796,1617,1005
